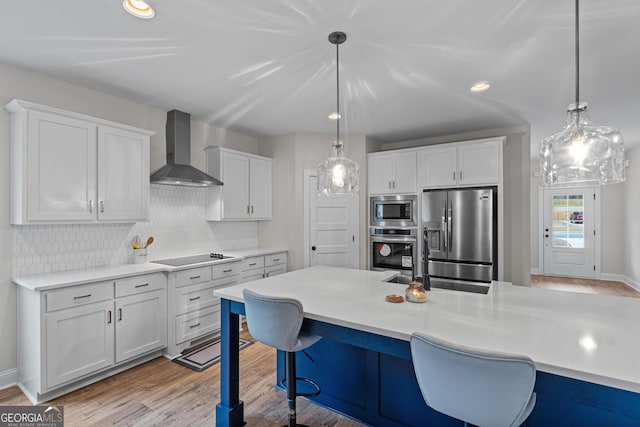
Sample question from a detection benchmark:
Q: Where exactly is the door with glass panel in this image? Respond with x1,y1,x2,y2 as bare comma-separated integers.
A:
542,187,596,277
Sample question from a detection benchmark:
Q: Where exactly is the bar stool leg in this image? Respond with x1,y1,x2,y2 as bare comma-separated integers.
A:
285,351,297,427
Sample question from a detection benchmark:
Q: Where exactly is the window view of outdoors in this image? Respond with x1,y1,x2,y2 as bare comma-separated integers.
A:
552,194,584,248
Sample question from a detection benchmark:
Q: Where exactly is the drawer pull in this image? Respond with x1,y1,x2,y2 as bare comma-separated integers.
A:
272,258,280,262
248,262,257,266
134,283,149,288
189,296,201,301
189,322,201,329
190,275,201,280
73,294,92,300
223,269,233,273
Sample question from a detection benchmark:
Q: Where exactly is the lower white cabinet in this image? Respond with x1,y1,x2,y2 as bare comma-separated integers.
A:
17,272,166,404
45,299,115,389
240,252,288,282
165,261,241,357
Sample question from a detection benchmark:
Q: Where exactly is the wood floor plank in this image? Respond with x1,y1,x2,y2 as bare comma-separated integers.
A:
531,274,640,298
0,331,364,426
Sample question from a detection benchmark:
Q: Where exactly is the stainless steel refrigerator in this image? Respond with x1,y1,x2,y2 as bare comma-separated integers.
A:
422,187,497,284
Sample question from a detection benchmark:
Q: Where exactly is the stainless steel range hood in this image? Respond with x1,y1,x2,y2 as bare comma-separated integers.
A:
150,110,223,187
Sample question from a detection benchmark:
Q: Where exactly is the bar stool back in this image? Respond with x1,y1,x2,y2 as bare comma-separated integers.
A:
410,332,536,427
243,289,321,427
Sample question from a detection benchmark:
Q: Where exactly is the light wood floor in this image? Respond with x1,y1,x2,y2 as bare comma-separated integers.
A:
531,274,640,298
0,330,364,427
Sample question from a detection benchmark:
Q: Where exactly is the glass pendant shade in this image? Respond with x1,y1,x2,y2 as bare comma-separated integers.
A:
317,142,359,196
540,103,625,187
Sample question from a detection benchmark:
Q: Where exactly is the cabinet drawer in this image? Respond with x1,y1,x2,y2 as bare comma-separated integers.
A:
46,281,113,313
115,273,165,298
242,271,265,282
241,256,264,271
265,264,286,277
265,253,286,267
175,306,220,345
175,282,220,315
212,263,240,278
175,267,212,288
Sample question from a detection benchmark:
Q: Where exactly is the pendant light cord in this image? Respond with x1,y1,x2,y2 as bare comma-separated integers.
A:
575,0,580,107
336,40,341,149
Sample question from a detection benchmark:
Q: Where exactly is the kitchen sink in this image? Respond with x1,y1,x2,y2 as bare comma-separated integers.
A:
384,275,490,295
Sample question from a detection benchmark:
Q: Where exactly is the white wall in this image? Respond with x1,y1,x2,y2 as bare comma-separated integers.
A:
624,146,640,283
0,63,259,386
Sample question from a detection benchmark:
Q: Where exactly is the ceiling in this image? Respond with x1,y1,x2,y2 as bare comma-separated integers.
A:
1,1,639,157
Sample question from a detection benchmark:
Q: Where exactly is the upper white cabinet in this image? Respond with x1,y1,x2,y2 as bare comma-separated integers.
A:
419,138,503,188
368,150,417,195
206,147,272,220
6,99,153,224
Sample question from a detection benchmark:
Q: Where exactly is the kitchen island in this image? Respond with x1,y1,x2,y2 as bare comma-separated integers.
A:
214,266,640,426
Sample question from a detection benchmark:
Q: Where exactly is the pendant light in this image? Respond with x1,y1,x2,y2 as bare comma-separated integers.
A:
317,31,360,196
539,0,625,187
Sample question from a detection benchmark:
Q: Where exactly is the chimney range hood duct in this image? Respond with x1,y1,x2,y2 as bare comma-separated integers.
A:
150,110,223,187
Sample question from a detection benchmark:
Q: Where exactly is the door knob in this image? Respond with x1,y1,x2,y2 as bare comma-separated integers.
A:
311,246,317,251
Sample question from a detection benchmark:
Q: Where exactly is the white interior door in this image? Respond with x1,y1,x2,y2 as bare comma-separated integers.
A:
305,172,359,268
542,187,597,277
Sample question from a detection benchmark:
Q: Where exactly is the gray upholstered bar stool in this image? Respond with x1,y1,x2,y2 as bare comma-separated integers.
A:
410,332,536,427
243,289,321,427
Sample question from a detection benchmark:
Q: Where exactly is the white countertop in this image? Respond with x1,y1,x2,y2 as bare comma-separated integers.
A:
215,266,640,394
13,247,288,291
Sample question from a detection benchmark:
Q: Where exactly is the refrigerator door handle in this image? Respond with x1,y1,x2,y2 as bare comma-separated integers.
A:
447,201,453,251
441,200,447,250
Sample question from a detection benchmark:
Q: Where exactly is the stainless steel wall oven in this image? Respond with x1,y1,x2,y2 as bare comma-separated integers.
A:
370,228,417,277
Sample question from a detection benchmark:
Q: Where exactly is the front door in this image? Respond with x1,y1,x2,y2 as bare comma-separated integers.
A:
305,171,359,268
542,187,596,277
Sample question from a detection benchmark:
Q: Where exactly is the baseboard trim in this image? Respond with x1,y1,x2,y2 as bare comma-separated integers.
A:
623,275,640,292
530,268,540,275
0,367,18,391
600,273,627,282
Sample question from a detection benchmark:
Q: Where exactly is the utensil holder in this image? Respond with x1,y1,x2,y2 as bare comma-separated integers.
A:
132,248,147,264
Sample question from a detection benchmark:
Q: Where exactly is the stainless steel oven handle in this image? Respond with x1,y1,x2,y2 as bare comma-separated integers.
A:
371,236,416,244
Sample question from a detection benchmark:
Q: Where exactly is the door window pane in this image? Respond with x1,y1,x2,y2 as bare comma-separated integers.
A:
552,194,584,248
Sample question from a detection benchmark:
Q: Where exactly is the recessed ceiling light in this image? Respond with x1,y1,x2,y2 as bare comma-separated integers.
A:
470,81,491,92
123,0,155,19
328,112,341,120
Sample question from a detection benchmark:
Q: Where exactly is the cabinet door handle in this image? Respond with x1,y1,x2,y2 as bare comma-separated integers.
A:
190,275,201,280
223,269,233,273
88,200,93,213
459,171,463,181
452,171,456,181
189,296,201,301
73,294,92,300
107,310,112,324
248,262,257,266
190,322,201,329
100,200,105,213
118,308,122,321
135,283,149,288
393,181,396,189
246,205,250,214
388,181,392,189
250,205,254,214
272,258,280,262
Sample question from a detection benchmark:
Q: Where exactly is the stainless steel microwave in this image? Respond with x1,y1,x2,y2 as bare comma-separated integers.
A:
370,195,417,227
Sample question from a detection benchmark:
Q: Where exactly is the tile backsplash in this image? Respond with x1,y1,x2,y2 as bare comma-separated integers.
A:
12,185,258,276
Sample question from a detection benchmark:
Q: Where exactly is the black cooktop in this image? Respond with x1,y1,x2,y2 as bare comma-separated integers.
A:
150,253,234,267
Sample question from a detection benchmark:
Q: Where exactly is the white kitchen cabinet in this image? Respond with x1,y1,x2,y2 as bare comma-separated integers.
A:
114,274,166,363
17,272,166,404
240,252,288,282
45,299,115,389
368,150,417,195
166,261,241,357
419,138,503,188
6,99,153,224
205,147,272,220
